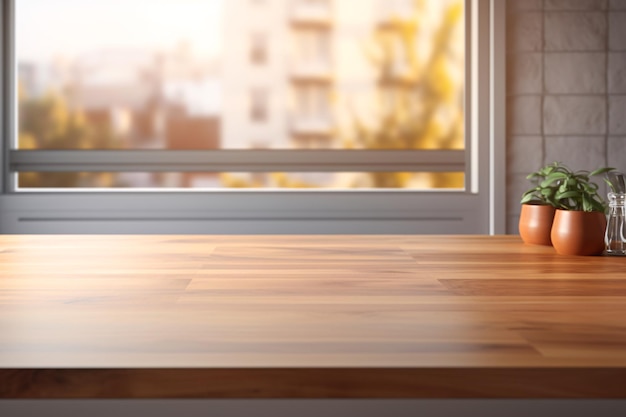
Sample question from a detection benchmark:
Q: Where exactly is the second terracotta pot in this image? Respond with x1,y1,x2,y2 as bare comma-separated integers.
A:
551,209,607,256
519,203,556,246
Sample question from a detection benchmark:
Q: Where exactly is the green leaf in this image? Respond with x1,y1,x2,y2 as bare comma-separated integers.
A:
589,167,615,177
520,193,534,204
582,194,592,212
582,182,598,192
539,166,553,176
558,200,571,210
555,190,581,200
547,171,569,180
592,195,608,211
604,178,616,192
540,172,568,187
522,187,540,198
526,172,541,180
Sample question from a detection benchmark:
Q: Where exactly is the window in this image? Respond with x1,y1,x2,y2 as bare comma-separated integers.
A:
250,33,268,65
250,88,269,122
291,84,332,146
294,85,330,121
291,0,332,23
293,29,330,73
1,0,506,234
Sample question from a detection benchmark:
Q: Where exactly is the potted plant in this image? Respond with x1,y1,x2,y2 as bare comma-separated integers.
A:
519,163,561,246
540,164,614,256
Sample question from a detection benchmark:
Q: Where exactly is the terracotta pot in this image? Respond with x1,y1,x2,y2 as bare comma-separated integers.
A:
550,210,607,256
519,203,556,246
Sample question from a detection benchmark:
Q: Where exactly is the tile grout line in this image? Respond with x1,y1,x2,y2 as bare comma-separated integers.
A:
541,0,546,167
605,4,610,171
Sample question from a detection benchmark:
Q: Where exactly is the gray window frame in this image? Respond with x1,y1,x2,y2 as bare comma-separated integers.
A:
0,0,506,235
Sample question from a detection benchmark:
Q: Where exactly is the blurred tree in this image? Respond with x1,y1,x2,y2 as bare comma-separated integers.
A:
18,89,122,188
220,1,464,190
343,0,465,189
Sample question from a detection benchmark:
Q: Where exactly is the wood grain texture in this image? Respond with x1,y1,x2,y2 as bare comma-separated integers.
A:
1,235,626,398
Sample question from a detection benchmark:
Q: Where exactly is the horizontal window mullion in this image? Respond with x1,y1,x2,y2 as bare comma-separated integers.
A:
10,150,465,173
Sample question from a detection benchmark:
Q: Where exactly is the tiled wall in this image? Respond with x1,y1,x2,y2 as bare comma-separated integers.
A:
506,0,626,233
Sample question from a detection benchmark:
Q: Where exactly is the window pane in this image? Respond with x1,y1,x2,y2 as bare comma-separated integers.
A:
17,0,222,151
18,172,464,189
17,0,465,152
250,33,269,65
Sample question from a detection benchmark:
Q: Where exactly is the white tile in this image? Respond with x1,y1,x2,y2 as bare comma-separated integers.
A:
508,0,544,12
609,96,626,134
544,136,607,172
507,173,534,219
610,0,626,10
545,53,606,94
507,53,543,94
608,137,626,172
507,136,544,174
507,12,543,52
546,0,607,10
544,96,607,135
545,12,606,51
508,96,543,135
506,215,521,235
609,12,626,51
609,53,626,93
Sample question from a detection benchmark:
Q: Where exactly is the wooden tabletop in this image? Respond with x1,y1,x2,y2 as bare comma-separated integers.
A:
1,235,625,398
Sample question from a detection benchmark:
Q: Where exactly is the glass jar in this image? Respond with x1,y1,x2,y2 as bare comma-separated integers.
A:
605,192,626,256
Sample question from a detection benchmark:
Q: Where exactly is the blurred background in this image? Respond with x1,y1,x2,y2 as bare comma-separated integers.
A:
16,0,464,189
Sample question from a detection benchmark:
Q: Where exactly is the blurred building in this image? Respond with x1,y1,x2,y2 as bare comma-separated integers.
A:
220,0,406,187
220,0,432,151
64,46,220,149
222,0,342,150
59,45,221,187
221,0,291,149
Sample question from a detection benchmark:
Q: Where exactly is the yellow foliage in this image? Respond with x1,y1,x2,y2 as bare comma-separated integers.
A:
18,133,37,150
219,173,262,188
420,119,444,149
429,56,455,102
447,1,464,25
342,0,465,190
18,172,39,188
428,172,464,189
47,94,70,137
19,89,123,187
271,173,317,188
